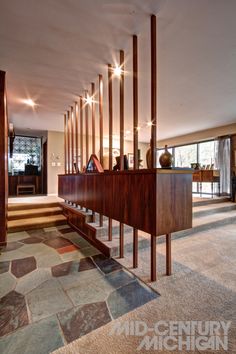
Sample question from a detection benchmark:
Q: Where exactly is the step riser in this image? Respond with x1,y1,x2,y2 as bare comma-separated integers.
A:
8,202,60,211
193,205,236,218
8,219,67,233
8,210,63,221
101,216,236,256
192,198,230,207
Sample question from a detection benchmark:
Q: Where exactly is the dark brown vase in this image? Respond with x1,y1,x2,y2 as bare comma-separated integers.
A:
159,145,173,168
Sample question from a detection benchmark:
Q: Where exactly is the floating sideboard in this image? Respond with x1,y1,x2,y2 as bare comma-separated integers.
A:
58,168,193,281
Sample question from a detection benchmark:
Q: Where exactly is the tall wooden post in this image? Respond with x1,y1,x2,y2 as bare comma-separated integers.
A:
99,74,104,227
80,96,84,171
151,14,157,168
91,83,95,155
91,83,96,221
133,35,138,268
150,14,157,281
119,50,124,258
71,106,74,173
0,70,8,247
67,110,71,174
108,64,113,241
85,91,89,164
64,113,67,174
75,101,79,173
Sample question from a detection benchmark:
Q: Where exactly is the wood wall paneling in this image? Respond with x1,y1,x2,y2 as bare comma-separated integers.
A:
0,70,8,246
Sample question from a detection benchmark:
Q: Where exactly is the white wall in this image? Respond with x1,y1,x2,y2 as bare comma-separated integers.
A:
47,131,65,195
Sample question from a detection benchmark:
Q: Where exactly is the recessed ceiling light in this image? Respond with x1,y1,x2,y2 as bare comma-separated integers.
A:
22,98,36,107
113,65,122,77
136,126,141,131
84,95,93,105
147,121,153,127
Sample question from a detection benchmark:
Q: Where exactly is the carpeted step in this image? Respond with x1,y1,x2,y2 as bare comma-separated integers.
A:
8,202,60,211
8,214,67,233
8,207,63,221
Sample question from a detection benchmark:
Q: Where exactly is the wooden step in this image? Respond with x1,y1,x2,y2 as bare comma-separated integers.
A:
8,207,63,221
8,214,67,233
8,202,60,211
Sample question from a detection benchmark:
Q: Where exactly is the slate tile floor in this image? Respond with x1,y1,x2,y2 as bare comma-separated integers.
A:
0,227,158,354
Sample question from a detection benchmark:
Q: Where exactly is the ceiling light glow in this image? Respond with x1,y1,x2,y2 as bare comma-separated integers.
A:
136,126,141,131
113,65,122,77
22,98,36,107
85,95,93,105
147,121,153,127
126,130,131,134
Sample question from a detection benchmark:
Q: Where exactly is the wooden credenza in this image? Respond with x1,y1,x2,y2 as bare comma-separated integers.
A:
192,169,220,196
58,168,193,281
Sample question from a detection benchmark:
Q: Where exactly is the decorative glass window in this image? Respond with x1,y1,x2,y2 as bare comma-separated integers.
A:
8,136,41,174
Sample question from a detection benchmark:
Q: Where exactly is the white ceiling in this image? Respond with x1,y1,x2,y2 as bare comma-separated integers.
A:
1,0,236,142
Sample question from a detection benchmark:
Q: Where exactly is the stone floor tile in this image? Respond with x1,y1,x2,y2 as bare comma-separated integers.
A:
57,302,111,343
62,233,90,249
60,250,86,262
18,243,54,257
0,315,64,354
92,254,122,274
44,237,72,250
20,237,43,244
27,229,45,237
78,257,96,272
58,268,103,291
107,280,158,319
11,257,37,278
0,273,17,298
15,268,52,295
26,279,73,322
105,269,135,289
36,252,63,268
44,226,59,232
0,249,27,262
1,242,24,253
57,245,78,254
6,231,29,242
66,274,114,306
52,262,73,277
0,291,28,336
0,261,10,274
59,228,74,234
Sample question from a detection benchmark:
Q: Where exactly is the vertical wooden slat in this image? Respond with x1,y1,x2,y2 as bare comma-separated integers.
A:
151,234,157,282
91,83,95,154
133,35,138,268
119,50,124,258
75,101,79,173
91,83,96,222
71,106,74,173
85,91,89,164
150,14,157,281
108,64,113,241
151,14,157,168
80,96,83,171
67,110,71,174
64,113,67,174
133,230,138,268
166,233,172,276
99,74,104,227
133,35,139,170
120,50,124,171
108,64,113,171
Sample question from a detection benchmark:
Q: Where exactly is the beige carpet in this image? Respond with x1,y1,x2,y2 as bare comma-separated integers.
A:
53,224,236,354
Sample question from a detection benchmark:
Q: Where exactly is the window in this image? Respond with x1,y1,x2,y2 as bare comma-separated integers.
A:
174,144,197,168
8,136,41,174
